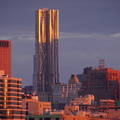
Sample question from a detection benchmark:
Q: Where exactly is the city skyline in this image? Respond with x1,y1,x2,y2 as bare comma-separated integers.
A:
0,0,120,86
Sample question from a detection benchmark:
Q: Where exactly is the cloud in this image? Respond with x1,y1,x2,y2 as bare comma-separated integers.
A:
60,32,120,40
0,31,34,41
60,32,105,39
60,32,91,39
109,33,120,37
1,30,120,43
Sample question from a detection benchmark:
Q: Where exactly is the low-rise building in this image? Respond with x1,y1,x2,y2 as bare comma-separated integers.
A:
108,108,120,119
98,99,116,112
22,94,51,116
64,94,95,116
53,75,82,109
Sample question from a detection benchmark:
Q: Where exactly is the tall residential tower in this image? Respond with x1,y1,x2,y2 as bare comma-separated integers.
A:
33,9,59,101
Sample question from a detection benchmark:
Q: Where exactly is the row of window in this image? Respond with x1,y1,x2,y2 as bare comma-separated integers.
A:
0,101,22,105
0,116,25,119
0,41,9,47
0,84,22,87
0,93,22,97
0,110,26,115
0,79,22,84
0,88,22,92
0,106,21,109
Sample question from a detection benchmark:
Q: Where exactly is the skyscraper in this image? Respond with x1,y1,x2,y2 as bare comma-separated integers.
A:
33,9,59,101
0,40,12,77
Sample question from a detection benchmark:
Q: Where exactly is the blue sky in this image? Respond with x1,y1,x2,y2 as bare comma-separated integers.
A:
0,0,120,86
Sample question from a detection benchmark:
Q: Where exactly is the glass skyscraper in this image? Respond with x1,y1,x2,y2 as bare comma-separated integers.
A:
33,9,59,101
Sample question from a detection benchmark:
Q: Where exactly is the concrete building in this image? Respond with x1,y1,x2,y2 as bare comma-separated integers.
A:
0,40,12,77
64,94,95,115
0,75,26,120
26,95,118,120
33,9,59,102
53,80,81,109
22,94,51,116
71,94,95,106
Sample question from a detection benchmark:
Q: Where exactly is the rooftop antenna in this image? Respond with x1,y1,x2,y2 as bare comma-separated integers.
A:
99,59,105,69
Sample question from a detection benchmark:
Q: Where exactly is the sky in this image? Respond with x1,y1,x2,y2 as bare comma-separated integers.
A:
0,0,120,86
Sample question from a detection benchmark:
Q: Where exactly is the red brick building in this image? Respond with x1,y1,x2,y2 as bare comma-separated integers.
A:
79,68,120,102
0,40,12,77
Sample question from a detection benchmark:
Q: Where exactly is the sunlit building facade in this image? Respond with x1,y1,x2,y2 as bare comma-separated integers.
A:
78,68,120,102
0,40,12,77
0,75,26,119
33,9,59,102
22,94,51,116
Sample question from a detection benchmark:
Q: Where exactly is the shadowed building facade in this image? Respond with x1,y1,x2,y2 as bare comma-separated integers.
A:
0,40,12,77
33,9,59,102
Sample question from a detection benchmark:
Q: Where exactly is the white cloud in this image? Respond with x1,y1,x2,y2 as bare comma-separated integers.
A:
60,32,120,41
109,33,120,37
60,32,92,39
60,32,107,39
0,31,34,41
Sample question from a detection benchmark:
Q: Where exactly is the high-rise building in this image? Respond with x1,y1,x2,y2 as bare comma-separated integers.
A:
0,40,12,77
78,67,120,102
33,9,59,102
0,75,26,119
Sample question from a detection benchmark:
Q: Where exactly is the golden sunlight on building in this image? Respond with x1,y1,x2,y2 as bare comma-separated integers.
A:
22,94,51,116
0,75,26,120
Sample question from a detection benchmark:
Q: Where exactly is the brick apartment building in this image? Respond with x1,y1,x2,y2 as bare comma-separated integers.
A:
78,67,120,102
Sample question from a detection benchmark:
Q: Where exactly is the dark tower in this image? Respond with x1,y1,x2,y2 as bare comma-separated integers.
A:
33,9,59,101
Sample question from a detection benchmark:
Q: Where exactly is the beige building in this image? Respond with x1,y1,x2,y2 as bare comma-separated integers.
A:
0,75,26,120
71,94,95,105
22,94,51,116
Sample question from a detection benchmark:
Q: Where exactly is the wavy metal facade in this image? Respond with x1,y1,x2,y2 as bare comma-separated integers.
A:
33,9,59,101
